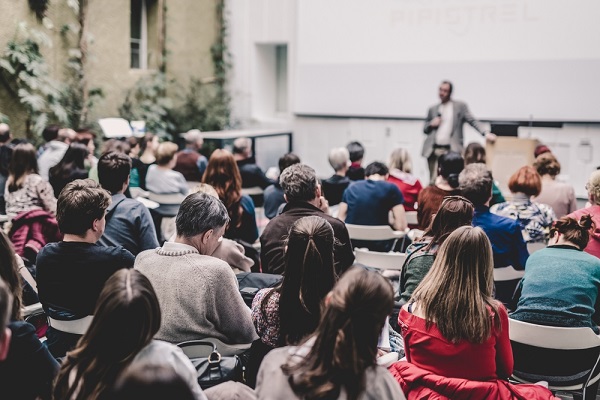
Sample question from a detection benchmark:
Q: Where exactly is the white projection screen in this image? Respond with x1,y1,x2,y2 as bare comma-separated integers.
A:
295,0,600,122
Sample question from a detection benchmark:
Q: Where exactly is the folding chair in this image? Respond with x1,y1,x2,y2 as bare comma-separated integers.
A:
509,318,600,399
354,248,407,271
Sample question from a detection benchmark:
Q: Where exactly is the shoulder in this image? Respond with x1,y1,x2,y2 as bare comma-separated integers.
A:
8,320,36,337
366,365,406,399
94,244,135,263
240,194,255,209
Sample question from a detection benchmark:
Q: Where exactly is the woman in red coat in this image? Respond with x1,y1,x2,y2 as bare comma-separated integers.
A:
390,226,557,399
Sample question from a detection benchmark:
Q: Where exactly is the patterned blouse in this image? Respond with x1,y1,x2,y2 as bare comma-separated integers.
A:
490,193,556,243
251,288,280,348
4,174,57,218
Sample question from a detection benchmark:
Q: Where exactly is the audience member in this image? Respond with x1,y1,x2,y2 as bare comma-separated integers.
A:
174,129,208,182
250,216,337,383
5,143,57,218
0,123,12,213
491,166,556,243
0,229,37,308
97,152,159,255
459,163,529,305
146,141,189,196
463,142,505,206
260,164,354,275
387,147,423,212
135,192,257,344
346,141,365,181
36,179,135,357
38,128,76,178
233,137,274,189
511,215,600,331
568,169,600,258
0,272,59,400
256,267,405,400
263,152,301,219
109,363,197,400
52,269,207,400
49,142,89,197
532,153,577,218
399,196,473,305
321,147,351,206
136,133,160,189
338,161,407,251
74,127,98,169
203,149,259,244
390,226,554,399
36,124,60,158
416,151,463,229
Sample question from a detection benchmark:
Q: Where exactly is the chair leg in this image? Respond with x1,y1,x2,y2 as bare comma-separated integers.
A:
574,379,600,400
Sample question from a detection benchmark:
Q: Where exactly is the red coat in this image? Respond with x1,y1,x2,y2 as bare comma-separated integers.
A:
9,210,61,260
389,361,557,400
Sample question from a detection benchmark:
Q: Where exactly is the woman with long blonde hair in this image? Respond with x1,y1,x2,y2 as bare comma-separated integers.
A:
390,226,555,398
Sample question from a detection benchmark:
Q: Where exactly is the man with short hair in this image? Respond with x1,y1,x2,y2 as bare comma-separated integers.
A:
36,179,135,357
422,81,496,183
459,163,528,305
338,161,407,251
263,152,301,219
346,141,365,181
233,137,274,189
97,151,159,255
260,163,354,275
173,129,208,181
38,127,77,178
322,147,351,206
135,192,257,344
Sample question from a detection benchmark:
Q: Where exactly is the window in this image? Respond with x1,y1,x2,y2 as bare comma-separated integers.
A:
130,0,148,69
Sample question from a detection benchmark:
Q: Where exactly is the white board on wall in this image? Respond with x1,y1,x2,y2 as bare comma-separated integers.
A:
295,0,600,122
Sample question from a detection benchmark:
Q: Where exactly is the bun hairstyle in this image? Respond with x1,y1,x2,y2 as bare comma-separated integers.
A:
534,153,561,177
438,151,465,189
550,214,595,250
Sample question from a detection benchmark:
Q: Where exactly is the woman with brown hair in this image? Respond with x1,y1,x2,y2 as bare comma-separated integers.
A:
256,267,405,400
391,226,554,399
511,215,600,331
52,269,206,400
399,195,474,305
4,143,56,218
491,165,556,243
533,152,577,218
203,149,258,244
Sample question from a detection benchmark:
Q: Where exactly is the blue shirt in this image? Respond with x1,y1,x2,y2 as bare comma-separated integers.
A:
263,183,285,220
473,205,529,270
342,180,404,226
98,193,159,255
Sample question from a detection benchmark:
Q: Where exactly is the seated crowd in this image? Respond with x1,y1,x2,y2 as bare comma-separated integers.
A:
0,122,598,400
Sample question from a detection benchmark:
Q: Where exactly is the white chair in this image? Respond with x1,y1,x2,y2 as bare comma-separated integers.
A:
177,337,251,357
354,248,407,271
345,224,407,241
493,266,525,281
405,211,418,226
527,241,546,254
147,192,186,205
509,318,600,399
241,186,264,197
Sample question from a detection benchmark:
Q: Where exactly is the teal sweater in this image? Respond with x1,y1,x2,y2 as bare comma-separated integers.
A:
510,245,600,333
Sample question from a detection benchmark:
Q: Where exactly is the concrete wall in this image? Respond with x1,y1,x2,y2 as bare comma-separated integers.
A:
0,0,218,136
227,0,600,200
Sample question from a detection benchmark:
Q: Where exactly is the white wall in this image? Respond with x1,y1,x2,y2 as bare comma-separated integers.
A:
227,0,600,198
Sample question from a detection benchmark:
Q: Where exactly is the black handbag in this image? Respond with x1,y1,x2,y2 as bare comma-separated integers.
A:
236,272,283,307
177,340,244,389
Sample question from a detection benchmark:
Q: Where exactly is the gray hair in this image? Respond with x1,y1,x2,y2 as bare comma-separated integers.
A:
280,163,318,202
587,170,600,205
458,163,493,206
232,137,251,155
328,147,349,172
183,129,203,145
176,192,230,238
388,148,412,173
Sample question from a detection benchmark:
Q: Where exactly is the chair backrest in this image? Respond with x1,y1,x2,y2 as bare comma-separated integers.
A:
147,192,186,205
354,248,407,271
405,211,418,226
509,318,600,392
346,224,406,241
178,338,251,357
241,186,264,196
527,241,546,254
493,266,525,282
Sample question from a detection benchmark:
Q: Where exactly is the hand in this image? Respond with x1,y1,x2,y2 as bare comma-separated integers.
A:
318,196,329,213
429,116,441,128
485,132,497,142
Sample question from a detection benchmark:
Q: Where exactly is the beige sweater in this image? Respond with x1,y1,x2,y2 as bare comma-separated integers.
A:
135,242,258,344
